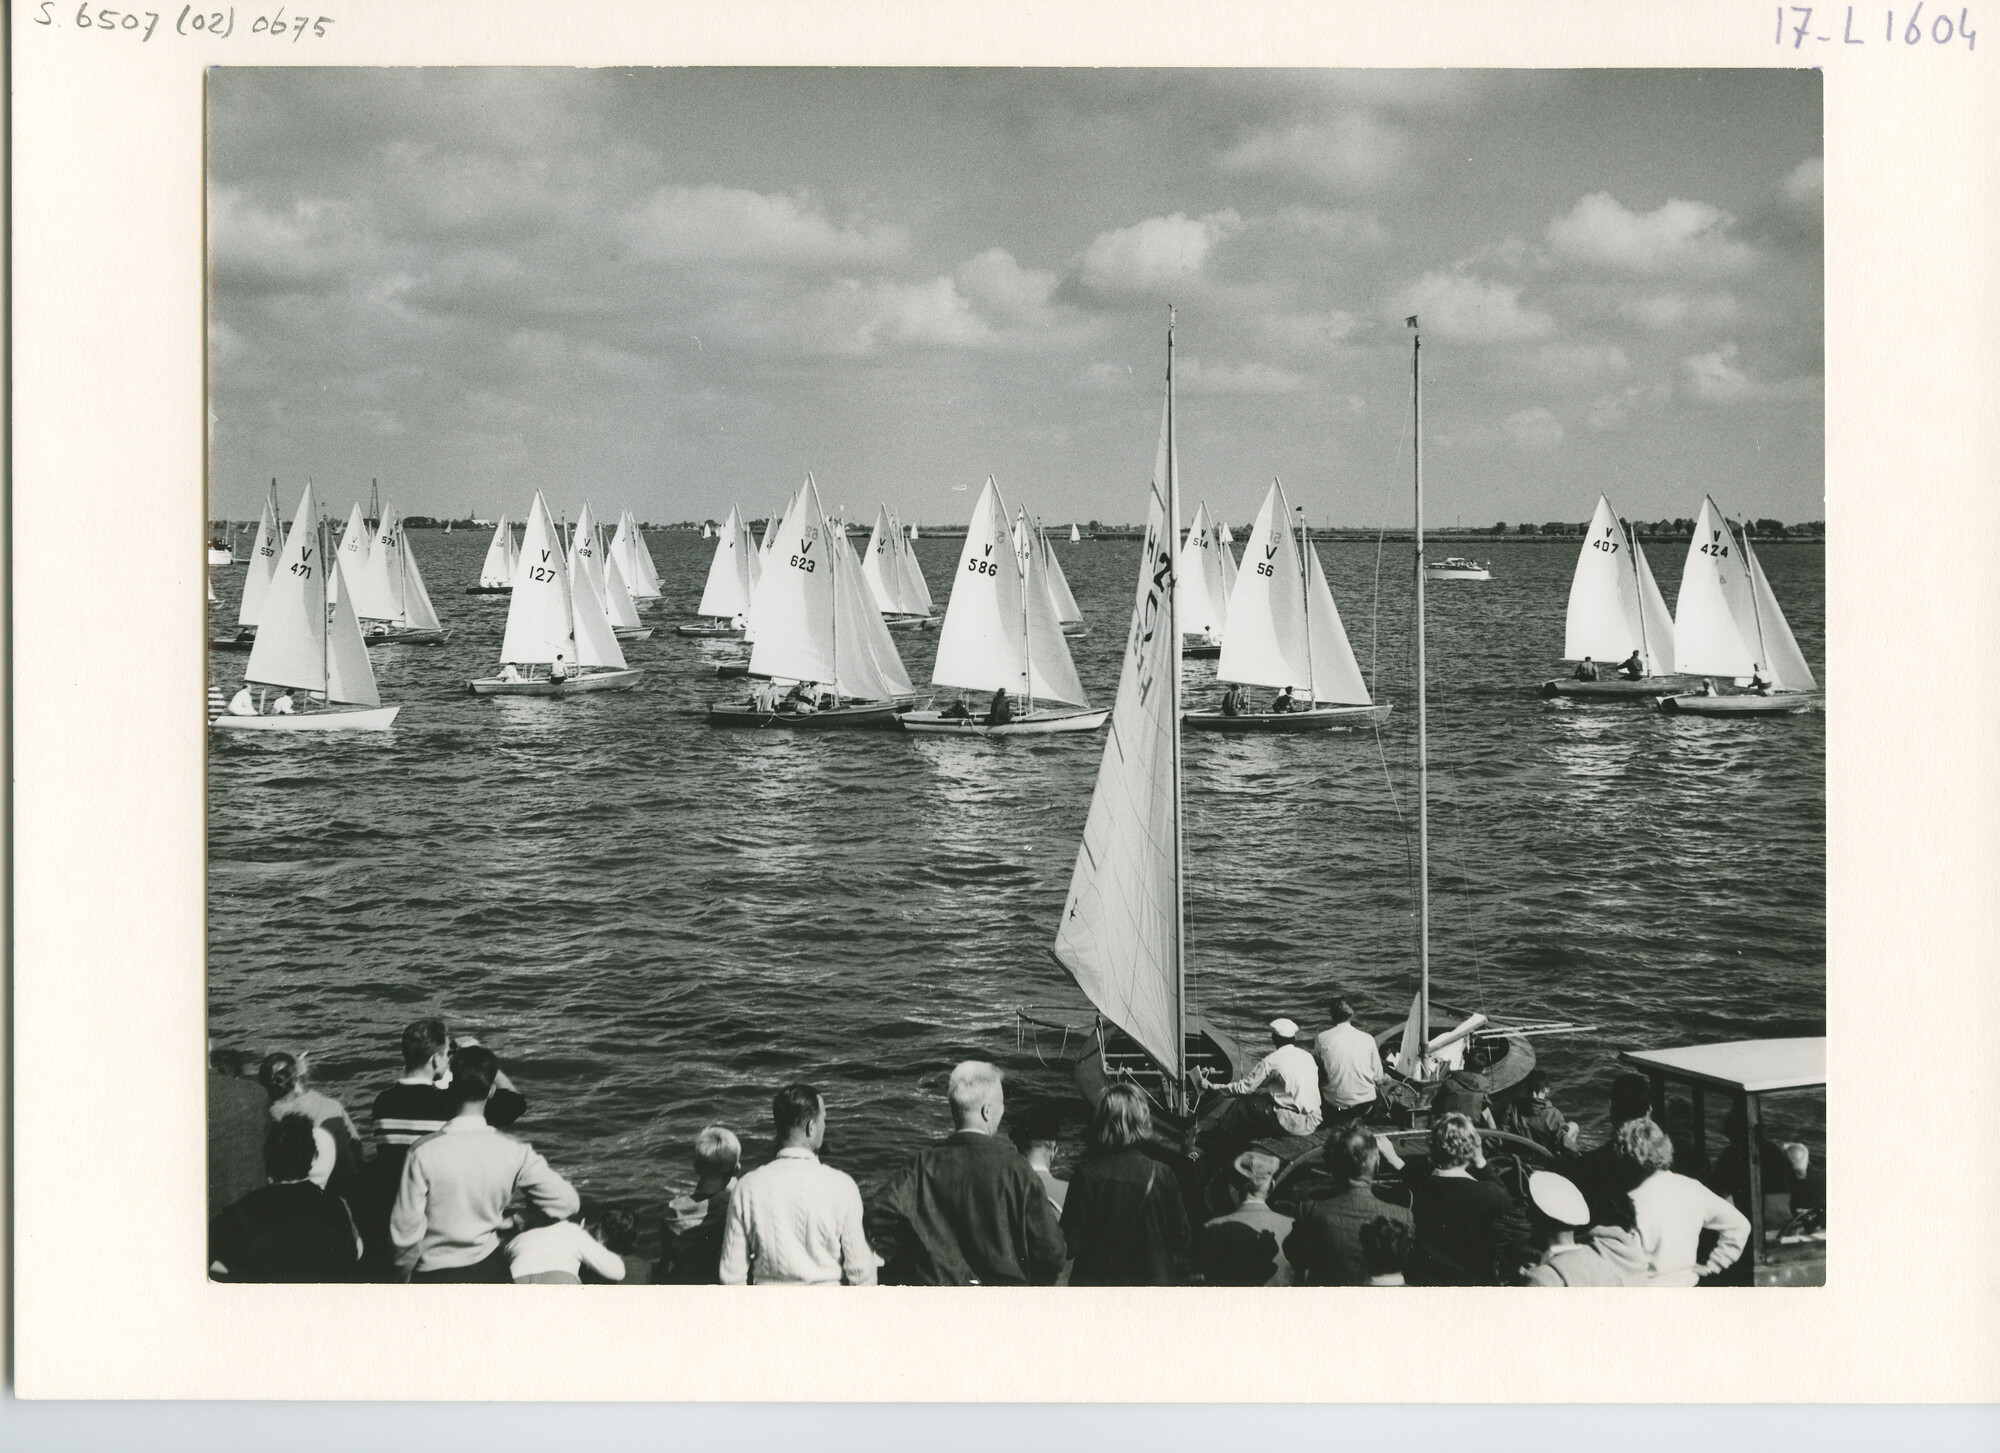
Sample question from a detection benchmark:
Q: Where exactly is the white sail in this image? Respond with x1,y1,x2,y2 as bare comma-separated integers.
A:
499,493,576,666
1632,535,1676,674
744,488,797,646
237,493,281,627
244,484,329,693
1054,386,1183,1085
1216,523,1240,605
611,510,660,600
324,554,382,707
1563,495,1649,666
832,527,915,698
1218,521,1234,547
401,533,444,632
890,513,932,616
1070,523,1081,543
760,504,787,559
1742,532,1818,691
1673,497,1761,677
333,501,369,607
567,517,629,670
696,504,755,620
861,505,903,614
1041,529,1080,624
1217,480,1310,692
932,479,1085,706
479,514,515,589
602,547,643,631
1176,502,1227,640
1304,541,1373,705
351,500,406,621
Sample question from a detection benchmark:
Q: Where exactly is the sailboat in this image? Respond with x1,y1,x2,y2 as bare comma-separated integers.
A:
861,504,936,629
1054,314,1246,1125
901,479,1109,735
210,484,400,731
1176,501,1230,658
1069,522,1081,543
1216,516,1240,607
212,484,283,650
1039,522,1085,638
1540,495,1679,700
569,504,653,642
678,504,760,637
467,492,642,695
610,509,663,603
350,500,452,645
1217,521,1234,547
332,500,370,610
468,514,517,594
708,475,919,728
1658,499,1820,716
1183,479,1389,732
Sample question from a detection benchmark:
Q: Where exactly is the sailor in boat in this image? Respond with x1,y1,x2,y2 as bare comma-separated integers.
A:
986,689,1014,727
550,656,570,684
750,681,779,713
1750,671,1773,696
1220,683,1245,717
1572,656,1600,682
1699,677,1718,696
497,664,524,683
938,696,971,721
227,685,258,716
1193,1018,1322,1164
1312,996,1385,1133
271,691,295,716
1619,650,1645,681
1270,686,1295,714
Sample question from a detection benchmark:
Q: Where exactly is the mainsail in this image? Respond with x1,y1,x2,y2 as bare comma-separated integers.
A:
245,484,330,693
932,478,1086,707
862,505,908,615
1673,497,1762,678
697,505,757,620
1217,480,1310,691
351,500,407,622
748,476,912,699
479,514,516,590
237,491,281,628
499,493,577,666
1564,495,1674,673
1054,351,1184,1087
1176,501,1228,641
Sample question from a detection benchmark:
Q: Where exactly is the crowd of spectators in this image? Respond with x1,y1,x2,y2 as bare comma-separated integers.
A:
209,1000,1813,1287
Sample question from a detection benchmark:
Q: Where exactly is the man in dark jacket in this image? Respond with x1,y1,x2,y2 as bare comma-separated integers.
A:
1406,1112,1530,1286
1285,1127,1414,1285
869,1061,1065,1285
209,1115,363,1282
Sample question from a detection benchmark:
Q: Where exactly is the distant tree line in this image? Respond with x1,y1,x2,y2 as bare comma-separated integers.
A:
1485,518,1824,539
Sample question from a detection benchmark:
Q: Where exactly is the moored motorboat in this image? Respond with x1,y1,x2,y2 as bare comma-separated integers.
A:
1425,556,1490,580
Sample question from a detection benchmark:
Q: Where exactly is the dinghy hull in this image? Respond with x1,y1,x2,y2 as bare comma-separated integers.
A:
464,585,512,595
707,701,903,729
1540,678,1678,701
467,668,643,696
1181,638,1222,659
1183,703,1392,733
612,626,655,642
713,664,764,679
207,548,235,566
362,627,452,646
882,615,937,632
1060,623,1090,638
211,705,400,732
899,707,1109,736
1658,692,1816,716
1424,568,1490,580
209,633,259,652
676,622,744,639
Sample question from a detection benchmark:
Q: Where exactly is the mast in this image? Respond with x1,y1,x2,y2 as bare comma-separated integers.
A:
1166,307,1187,1112
1411,319,1431,1055
1022,507,1036,714
318,513,331,704
1294,489,1315,705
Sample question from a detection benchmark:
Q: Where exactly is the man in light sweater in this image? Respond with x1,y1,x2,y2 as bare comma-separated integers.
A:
390,1046,579,1283
719,1084,876,1285
1616,1118,1750,1285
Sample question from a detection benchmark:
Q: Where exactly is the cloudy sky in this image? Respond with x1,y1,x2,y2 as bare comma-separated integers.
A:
209,68,1822,528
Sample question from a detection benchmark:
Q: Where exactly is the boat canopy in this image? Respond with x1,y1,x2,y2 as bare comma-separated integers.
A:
1620,1038,1825,1095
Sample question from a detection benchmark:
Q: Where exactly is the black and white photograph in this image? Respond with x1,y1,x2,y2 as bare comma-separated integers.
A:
200,67,1827,1295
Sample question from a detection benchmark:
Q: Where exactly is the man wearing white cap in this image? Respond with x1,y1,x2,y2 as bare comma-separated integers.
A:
1197,1019,1322,1161
1519,1170,1648,1287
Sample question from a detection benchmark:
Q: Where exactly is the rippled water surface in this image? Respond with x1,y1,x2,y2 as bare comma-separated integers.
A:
208,530,1825,1204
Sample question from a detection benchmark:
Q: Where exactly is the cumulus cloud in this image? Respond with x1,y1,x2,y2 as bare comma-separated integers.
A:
1586,383,1671,432
1682,341,1821,404
622,185,908,269
1076,211,1243,293
1502,406,1565,450
953,248,1063,328
1530,343,1631,386
210,187,370,293
1259,308,1361,352
1218,111,1407,190
1781,158,1823,209
1392,273,1555,342
1546,192,1757,276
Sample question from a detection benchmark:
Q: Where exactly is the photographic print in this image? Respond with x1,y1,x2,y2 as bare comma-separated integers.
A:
202,67,1824,1294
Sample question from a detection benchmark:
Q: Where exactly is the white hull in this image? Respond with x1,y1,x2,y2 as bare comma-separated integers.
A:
1425,566,1490,580
900,706,1109,736
207,547,235,566
468,667,643,696
211,705,400,732
613,625,655,641
1060,622,1090,638
1658,691,1818,717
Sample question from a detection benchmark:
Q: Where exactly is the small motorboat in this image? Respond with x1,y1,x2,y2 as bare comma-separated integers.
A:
1424,556,1490,580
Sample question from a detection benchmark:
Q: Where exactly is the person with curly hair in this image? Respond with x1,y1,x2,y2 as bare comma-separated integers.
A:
1405,1112,1529,1286
1616,1118,1750,1285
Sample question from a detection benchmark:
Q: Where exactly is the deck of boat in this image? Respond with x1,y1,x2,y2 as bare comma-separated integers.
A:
1184,703,1391,733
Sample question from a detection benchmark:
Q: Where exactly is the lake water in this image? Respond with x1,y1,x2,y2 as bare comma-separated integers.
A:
207,527,1824,1206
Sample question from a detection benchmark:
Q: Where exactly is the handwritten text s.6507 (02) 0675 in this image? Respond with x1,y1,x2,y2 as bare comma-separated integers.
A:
34,6,337,41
